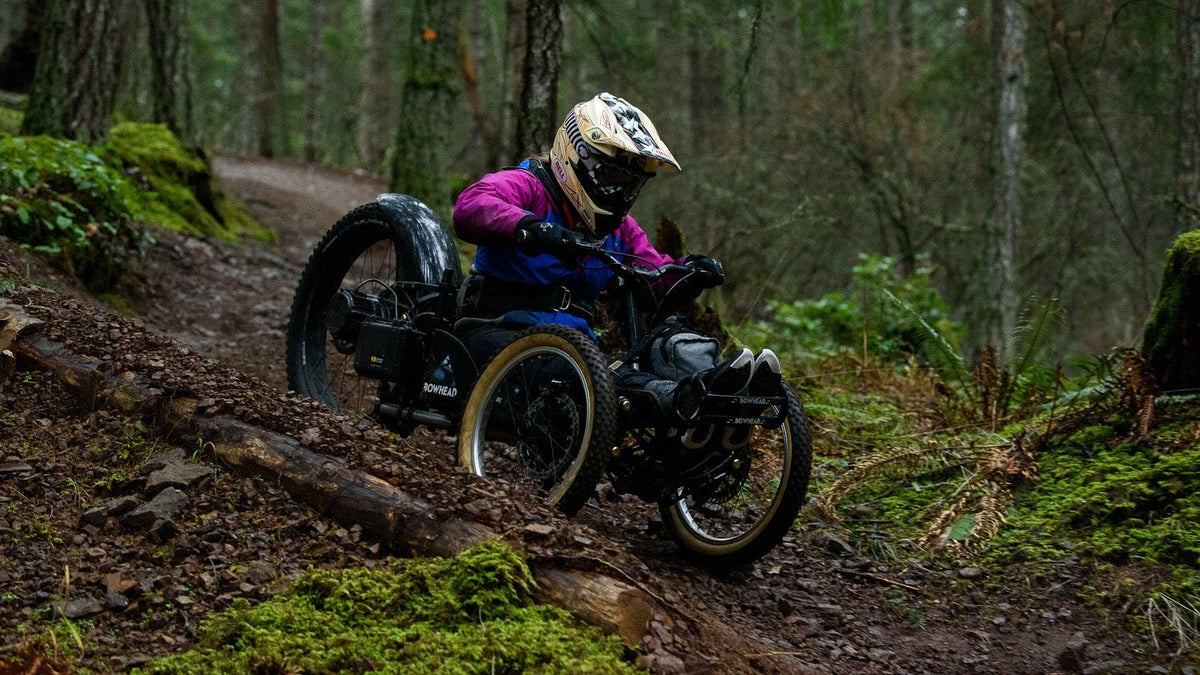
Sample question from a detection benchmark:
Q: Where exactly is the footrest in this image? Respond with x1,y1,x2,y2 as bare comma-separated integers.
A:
698,392,787,426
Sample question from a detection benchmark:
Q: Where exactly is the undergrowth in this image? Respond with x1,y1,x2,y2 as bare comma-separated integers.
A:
0,122,267,292
741,250,1198,656
135,541,638,674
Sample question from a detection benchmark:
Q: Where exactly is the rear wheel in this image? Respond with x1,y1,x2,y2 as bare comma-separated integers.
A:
659,381,812,567
457,325,616,515
286,203,424,414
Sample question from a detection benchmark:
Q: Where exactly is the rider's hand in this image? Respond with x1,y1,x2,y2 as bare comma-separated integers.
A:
682,255,725,288
516,217,583,260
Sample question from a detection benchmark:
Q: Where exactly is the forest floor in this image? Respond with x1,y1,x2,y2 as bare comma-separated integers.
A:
0,155,1183,674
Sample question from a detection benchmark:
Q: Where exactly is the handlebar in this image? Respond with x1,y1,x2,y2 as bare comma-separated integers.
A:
513,225,695,291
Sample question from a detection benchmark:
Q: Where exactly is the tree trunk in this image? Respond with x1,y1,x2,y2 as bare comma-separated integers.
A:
233,2,259,153
688,16,722,149
358,0,397,171
514,0,561,157
0,0,44,94
459,2,502,171
389,0,462,209
20,0,128,143
256,0,282,158
1141,230,1200,391
989,0,1025,358
143,0,195,145
302,0,326,163
501,0,527,164
1177,0,1200,230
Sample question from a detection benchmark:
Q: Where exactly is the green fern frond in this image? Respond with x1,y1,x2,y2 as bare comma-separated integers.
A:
818,444,966,514
879,287,971,385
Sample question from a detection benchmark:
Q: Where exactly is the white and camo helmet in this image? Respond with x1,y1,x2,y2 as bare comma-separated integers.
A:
549,93,680,237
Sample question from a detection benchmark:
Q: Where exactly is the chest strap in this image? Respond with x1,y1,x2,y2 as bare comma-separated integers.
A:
462,273,595,322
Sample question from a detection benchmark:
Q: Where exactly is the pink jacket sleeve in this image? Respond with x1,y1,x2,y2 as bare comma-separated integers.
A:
452,169,551,246
616,216,677,269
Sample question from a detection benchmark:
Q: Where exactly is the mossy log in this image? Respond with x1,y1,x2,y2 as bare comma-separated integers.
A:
0,304,716,666
1141,230,1200,392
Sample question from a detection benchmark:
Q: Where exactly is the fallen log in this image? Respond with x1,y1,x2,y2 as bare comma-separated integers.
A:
1,298,775,673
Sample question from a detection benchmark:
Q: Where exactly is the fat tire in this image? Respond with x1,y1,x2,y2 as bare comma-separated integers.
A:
457,325,616,516
286,201,434,411
660,380,813,567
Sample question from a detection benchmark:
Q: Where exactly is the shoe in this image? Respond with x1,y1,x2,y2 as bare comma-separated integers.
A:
746,349,782,397
723,350,783,449
701,348,754,395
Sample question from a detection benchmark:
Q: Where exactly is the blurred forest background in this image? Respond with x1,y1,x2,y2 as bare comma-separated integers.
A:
1,0,1197,364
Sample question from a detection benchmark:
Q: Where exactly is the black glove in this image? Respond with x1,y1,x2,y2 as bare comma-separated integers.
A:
515,217,583,260
682,254,725,288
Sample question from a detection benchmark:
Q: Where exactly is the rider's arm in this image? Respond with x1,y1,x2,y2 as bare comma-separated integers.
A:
453,170,553,246
615,215,677,269
616,217,724,297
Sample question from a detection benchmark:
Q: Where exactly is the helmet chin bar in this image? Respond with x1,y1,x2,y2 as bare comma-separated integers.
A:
592,209,626,237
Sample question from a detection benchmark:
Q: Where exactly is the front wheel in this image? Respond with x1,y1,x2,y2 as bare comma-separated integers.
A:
457,325,616,516
286,200,449,414
660,380,813,567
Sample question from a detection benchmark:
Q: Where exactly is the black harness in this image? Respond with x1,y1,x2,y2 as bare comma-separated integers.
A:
460,273,596,322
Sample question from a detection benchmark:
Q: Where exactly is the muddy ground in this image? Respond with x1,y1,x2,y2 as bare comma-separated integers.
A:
0,155,1177,673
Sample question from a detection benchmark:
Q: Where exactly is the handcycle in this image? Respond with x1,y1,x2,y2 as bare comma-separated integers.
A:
285,194,812,566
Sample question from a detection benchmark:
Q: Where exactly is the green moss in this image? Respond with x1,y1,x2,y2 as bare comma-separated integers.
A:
98,292,136,316
0,107,21,135
105,123,273,243
136,541,638,674
990,408,1200,570
1141,229,1200,389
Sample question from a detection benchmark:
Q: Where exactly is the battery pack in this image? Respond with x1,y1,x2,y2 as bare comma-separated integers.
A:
354,319,425,381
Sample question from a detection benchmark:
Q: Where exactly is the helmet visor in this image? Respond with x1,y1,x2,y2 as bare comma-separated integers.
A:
576,152,653,210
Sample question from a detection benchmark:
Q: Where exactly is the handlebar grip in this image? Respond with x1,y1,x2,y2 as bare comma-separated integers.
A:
514,228,529,243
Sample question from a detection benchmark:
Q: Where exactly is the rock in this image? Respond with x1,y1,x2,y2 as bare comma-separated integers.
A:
53,597,104,619
148,518,178,543
636,650,686,674
958,567,985,579
812,531,854,556
103,495,141,517
0,461,32,474
145,462,215,493
122,488,189,532
1057,631,1088,672
235,560,278,585
79,507,109,528
142,448,186,473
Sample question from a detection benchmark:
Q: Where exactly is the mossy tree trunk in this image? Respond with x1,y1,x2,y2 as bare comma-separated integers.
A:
20,0,128,144
1141,230,1200,392
143,0,195,147
389,0,462,211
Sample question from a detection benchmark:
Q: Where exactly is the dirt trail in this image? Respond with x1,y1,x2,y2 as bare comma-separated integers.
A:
0,155,1163,673
130,156,386,390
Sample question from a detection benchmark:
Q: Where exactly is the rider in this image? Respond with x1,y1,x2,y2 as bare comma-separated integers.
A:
451,92,779,431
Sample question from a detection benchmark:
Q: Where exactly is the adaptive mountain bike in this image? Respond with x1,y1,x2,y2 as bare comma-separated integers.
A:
286,194,812,566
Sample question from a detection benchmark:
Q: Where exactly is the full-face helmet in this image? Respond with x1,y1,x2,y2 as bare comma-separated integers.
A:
549,93,680,237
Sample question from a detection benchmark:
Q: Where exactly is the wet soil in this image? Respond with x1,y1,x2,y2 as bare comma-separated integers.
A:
0,155,1176,673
